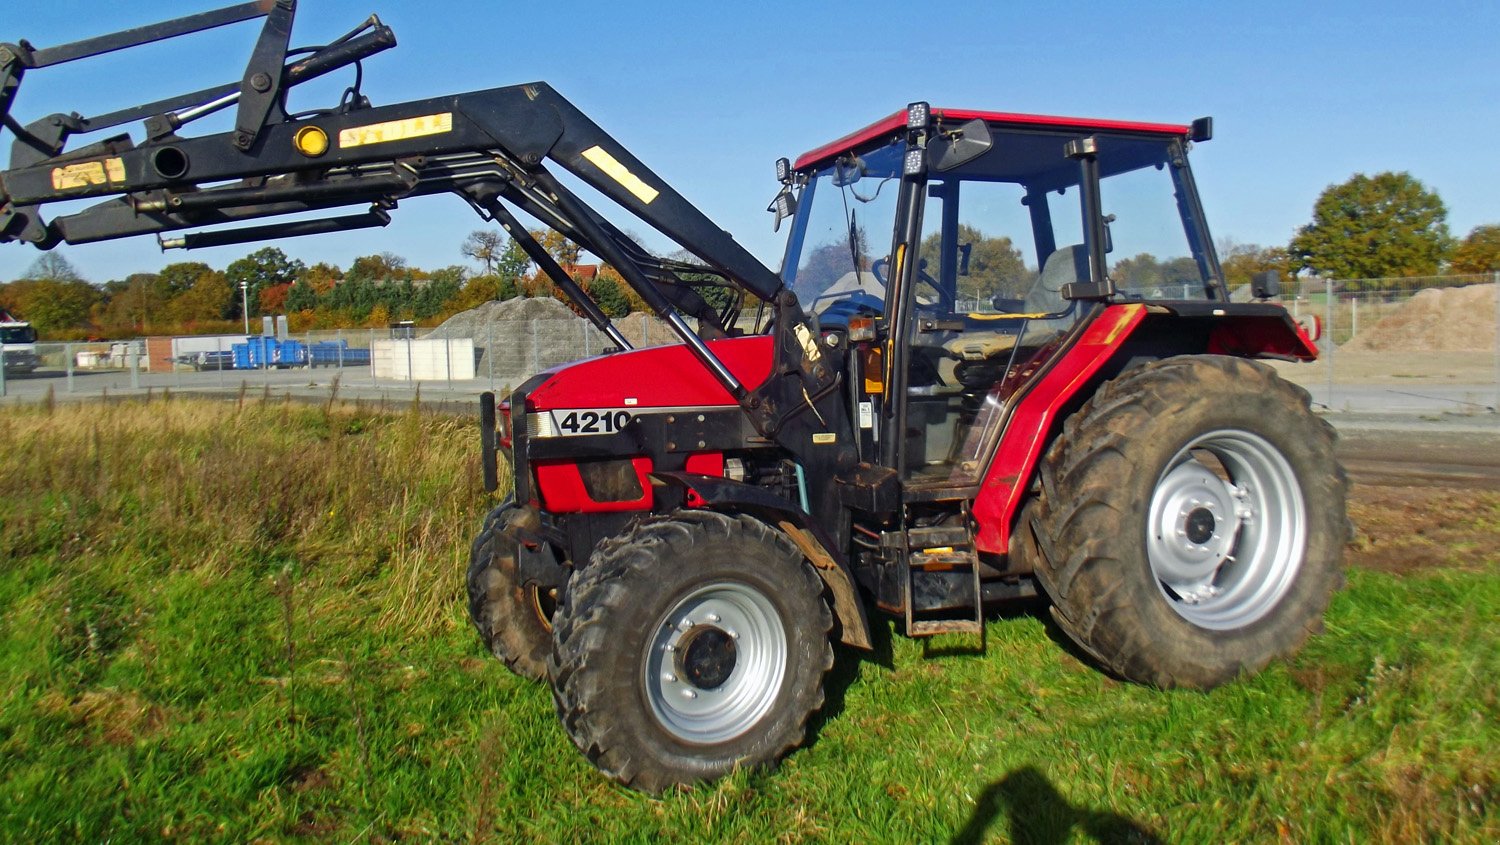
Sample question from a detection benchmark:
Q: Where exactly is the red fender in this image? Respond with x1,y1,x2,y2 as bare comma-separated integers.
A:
972,304,1146,553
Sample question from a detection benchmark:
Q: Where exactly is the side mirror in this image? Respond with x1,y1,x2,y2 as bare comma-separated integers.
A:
1251,270,1280,299
929,119,993,172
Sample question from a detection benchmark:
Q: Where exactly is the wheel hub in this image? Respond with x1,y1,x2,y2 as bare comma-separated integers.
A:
678,626,737,690
1146,430,1308,629
644,583,787,744
1184,507,1216,544
1150,460,1240,588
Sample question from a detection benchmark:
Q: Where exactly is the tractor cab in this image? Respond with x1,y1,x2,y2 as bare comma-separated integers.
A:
779,106,1223,486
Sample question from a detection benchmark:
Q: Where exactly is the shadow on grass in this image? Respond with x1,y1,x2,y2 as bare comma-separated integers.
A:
951,765,1162,845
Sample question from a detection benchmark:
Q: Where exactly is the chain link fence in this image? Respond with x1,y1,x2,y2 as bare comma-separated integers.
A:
0,314,681,406
1272,271,1499,414
3,273,1496,414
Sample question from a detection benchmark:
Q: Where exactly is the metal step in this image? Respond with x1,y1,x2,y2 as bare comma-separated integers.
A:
908,618,984,636
902,502,985,641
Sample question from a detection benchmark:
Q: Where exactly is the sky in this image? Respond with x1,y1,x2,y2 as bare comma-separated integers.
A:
2,0,1496,285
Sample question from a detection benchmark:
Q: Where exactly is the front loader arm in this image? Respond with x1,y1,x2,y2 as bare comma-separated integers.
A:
0,2,858,527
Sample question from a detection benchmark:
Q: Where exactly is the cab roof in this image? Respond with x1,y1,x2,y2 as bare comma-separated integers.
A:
793,108,1192,171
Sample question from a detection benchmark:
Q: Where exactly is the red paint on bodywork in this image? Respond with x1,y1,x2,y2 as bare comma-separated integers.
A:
684,452,725,476
526,335,773,411
534,457,654,513
972,304,1147,554
1205,314,1320,361
795,109,1191,171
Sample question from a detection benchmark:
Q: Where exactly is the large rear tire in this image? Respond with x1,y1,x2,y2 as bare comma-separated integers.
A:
548,511,833,793
466,500,557,681
1030,355,1347,689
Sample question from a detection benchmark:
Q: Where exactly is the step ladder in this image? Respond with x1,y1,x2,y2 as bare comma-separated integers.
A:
903,503,985,638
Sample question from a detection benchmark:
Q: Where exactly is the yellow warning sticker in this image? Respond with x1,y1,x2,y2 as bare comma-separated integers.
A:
51,157,126,191
339,112,453,149
581,145,660,204
812,432,837,445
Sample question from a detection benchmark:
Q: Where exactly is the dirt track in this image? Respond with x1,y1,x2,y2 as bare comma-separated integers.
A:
1338,426,1500,575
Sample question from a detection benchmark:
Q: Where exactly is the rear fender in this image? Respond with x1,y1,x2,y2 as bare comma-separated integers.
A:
972,301,1316,555
972,304,1146,554
654,471,873,651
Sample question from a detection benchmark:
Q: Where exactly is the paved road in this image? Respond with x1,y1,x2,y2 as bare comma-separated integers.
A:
5,363,1496,489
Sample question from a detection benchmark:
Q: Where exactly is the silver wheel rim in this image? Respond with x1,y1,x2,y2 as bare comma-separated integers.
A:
643,581,787,745
1146,429,1307,630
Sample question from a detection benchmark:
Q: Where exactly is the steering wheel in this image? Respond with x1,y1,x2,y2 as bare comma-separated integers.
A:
871,256,943,299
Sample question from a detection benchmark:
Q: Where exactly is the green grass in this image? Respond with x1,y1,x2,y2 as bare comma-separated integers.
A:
1,398,1496,843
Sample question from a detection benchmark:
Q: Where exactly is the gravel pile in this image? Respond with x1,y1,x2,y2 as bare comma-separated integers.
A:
422,297,677,386
1342,283,1496,353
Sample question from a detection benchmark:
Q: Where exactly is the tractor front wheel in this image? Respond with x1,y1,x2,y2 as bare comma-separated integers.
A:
548,511,833,793
466,500,558,681
1030,355,1347,689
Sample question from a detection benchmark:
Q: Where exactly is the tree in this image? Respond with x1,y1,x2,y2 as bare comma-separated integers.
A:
531,229,582,268
587,275,631,318
96,272,167,332
286,278,320,312
1219,241,1294,293
298,261,343,294
259,283,292,314
22,253,83,283
225,247,305,318
462,229,506,274
157,262,215,298
1289,172,1452,281
1450,224,1500,274
166,269,233,324
1,278,100,334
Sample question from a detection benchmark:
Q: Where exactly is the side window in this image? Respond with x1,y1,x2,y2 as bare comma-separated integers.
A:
1100,164,1208,300
952,182,1039,313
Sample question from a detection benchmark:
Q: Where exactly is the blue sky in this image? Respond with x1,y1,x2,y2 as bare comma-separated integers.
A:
2,0,1496,284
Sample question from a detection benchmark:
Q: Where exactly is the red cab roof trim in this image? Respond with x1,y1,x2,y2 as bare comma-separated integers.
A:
792,108,1192,171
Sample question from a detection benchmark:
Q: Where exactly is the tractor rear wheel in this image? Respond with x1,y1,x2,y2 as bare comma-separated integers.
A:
548,511,833,793
1030,355,1347,689
466,500,557,681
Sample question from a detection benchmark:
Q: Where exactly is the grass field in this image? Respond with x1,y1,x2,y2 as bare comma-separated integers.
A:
0,398,1496,843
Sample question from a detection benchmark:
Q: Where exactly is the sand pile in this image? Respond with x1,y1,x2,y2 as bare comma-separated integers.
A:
1342,284,1496,353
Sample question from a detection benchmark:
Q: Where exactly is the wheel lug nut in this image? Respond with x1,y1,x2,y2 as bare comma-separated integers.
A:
662,673,677,683
707,613,721,623
681,689,697,700
664,644,675,653
726,629,739,639
679,618,693,630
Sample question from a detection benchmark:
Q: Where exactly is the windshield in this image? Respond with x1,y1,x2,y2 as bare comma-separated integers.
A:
1,326,37,344
781,141,904,325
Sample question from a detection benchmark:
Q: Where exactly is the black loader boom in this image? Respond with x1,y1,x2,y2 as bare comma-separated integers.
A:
0,0,856,488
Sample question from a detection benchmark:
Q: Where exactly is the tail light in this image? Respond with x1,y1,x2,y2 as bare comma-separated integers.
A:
498,400,513,449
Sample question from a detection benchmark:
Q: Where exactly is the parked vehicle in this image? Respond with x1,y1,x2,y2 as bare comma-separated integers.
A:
1,3,1342,794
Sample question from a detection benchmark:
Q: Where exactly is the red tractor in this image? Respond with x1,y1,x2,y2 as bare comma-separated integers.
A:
3,3,1345,793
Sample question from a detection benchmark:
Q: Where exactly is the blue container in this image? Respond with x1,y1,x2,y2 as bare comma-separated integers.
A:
232,342,253,369
277,338,307,367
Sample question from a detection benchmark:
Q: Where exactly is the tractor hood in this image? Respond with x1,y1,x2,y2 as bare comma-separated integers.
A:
524,335,774,412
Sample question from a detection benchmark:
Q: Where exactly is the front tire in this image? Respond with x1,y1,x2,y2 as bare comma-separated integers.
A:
1031,355,1347,689
466,500,557,681
548,511,833,793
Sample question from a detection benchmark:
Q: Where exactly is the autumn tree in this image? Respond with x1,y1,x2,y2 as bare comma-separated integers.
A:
225,247,305,318
1218,241,1294,294
1289,172,1452,283
166,268,234,324
4,255,100,334
1450,224,1500,274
